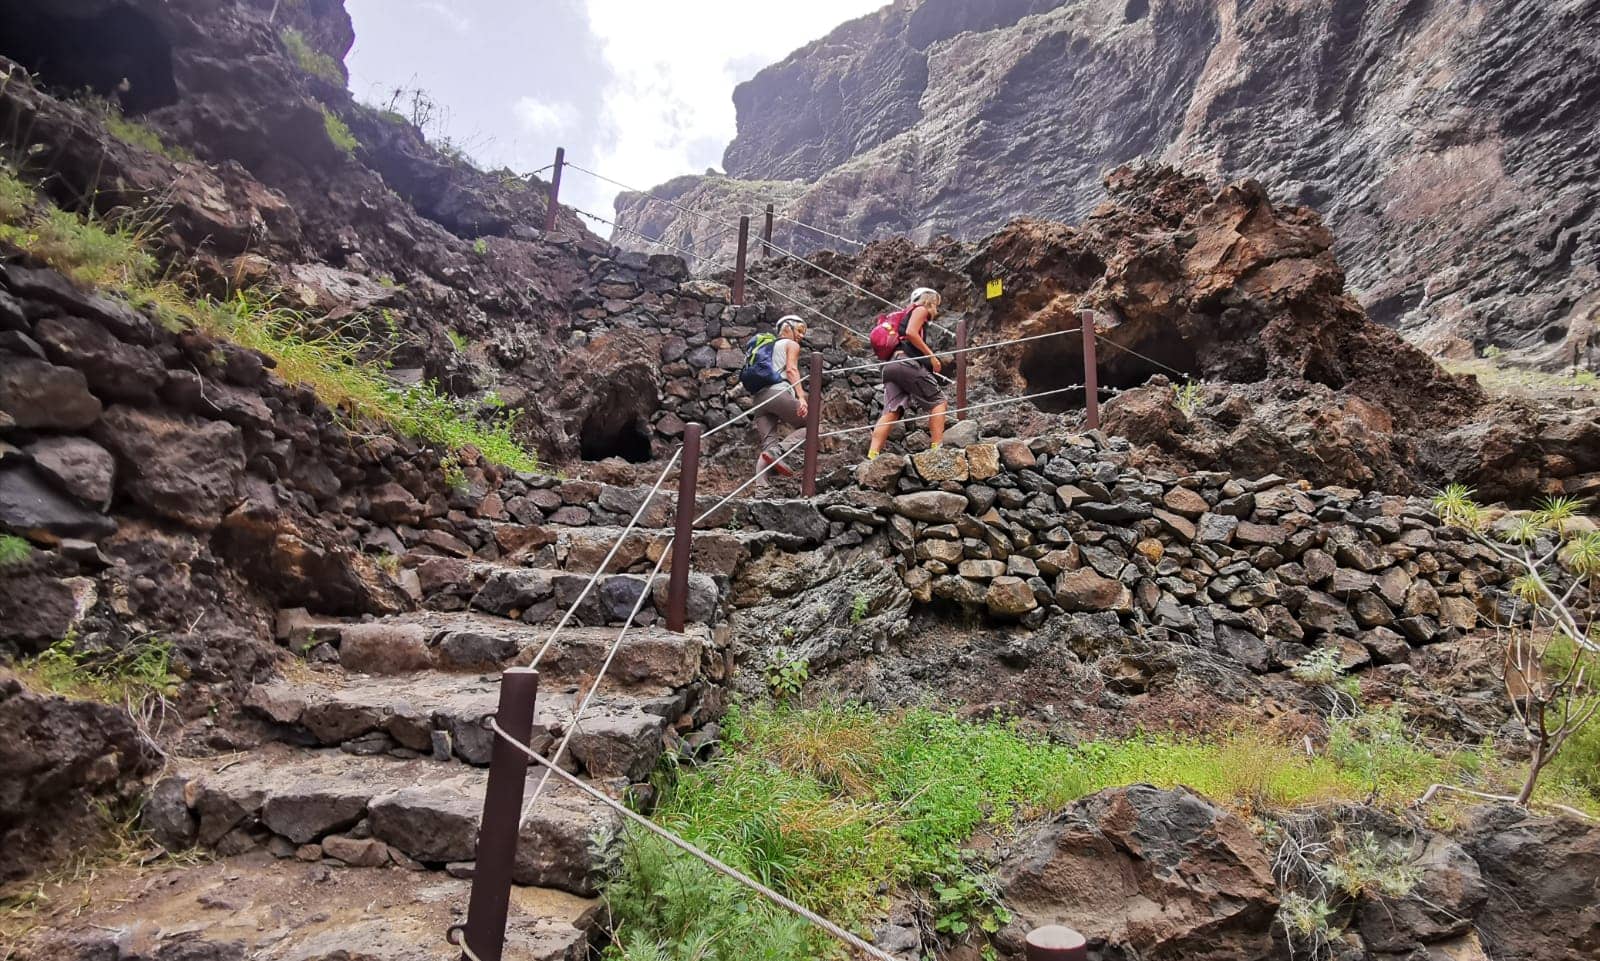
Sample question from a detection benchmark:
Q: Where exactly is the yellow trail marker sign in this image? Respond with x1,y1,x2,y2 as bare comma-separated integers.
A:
986,278,1003,300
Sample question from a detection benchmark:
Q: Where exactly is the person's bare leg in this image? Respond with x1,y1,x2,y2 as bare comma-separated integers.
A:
868,410,900,457
928,402,948,447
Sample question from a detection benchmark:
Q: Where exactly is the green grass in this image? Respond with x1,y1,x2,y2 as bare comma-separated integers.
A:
319,105,359,157
445,329,468,352
0,534,33,567
0,166,539,473
73,94,193,163
15,635,178,706
280,28,344,83
612,702,1597,961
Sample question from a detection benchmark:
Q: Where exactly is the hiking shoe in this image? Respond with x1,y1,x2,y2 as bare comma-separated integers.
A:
760,451,795,477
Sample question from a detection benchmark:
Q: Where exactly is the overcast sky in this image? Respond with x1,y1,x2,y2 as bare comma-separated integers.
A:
346,0,885,222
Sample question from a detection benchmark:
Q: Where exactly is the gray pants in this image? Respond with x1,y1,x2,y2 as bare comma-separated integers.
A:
752,383,805,468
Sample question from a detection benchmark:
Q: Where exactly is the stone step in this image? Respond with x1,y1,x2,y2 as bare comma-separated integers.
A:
246,668,689,780
277,610,719,687
25,852,597,961
152,746,623,897
407,558,724,628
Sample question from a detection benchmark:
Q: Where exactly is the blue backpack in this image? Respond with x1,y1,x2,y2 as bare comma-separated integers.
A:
739,333,784,393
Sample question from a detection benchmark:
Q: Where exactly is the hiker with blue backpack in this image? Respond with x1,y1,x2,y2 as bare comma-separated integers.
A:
866,287,947,460
739,315,810,477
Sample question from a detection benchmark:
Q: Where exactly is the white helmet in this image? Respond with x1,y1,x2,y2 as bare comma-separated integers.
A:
776,315,807,337
909,287,940,307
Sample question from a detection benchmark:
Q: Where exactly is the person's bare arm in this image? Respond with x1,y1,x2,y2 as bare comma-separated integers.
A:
784,341,807,417
905,308,942,373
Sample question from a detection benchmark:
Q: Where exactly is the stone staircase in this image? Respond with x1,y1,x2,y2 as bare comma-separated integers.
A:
135,533,733,961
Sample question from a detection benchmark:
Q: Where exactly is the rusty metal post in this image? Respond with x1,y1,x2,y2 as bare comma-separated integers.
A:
801,353,824,496
1080,310,1099,430
666,423,702,633
1025,926,1087,961
762,203,774,257
955,318,969,420
732,216,750,305
542,147,564,233
457,667,540,961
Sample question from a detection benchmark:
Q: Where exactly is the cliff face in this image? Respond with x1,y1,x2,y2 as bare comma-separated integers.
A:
617,0,1600,365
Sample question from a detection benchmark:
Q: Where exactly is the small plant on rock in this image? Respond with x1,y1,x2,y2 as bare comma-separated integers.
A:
1276,892,1336,958
0,534,32,568
280,28,344,83
763,651,809,700
319,104,359,157
1319,832,1420,899
472,237,489,256
1291,646,1344,686
1431,485,1600,805
1173,380,1203,416
849,592,870,624
446,328,469,352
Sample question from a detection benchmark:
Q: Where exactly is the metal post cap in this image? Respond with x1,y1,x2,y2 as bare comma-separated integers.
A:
1025,925,1087,961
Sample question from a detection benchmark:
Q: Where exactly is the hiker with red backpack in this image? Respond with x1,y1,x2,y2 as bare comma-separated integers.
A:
739,315,810,477
866,287,947,460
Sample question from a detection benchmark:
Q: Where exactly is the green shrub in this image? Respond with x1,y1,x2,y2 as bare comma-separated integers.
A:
75,94,193,162
18,635,178,706
0,173,539,472
472,237,489,256
0,534,32,568
446,329,468,352
1319,833,1420,899
280,28,344,83
609,703,1474,960
320,105,359,157
0,169,156,288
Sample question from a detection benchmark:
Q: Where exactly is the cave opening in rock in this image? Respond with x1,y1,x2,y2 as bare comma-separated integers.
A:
1125,0,1150,22
0,1,178,114
1019,328,1198,413
580,412,654,463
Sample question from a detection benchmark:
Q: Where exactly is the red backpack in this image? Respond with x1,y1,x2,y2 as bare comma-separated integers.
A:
869,305,914,361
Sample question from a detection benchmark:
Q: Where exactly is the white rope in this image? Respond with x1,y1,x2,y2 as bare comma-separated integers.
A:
824,327,1085,376
820,384,1087,437
521,547,673,822
527,447,681,669
1098,333,1191,381
489,718,904,961
703,373,811,440
446,927,486,961
772,211,868,249
564,161,947,334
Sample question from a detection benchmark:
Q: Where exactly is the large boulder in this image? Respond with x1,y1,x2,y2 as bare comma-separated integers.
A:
95,406,245,530
0,464,116,543
1459,804,1600,961
998,785,1279,961
0,357,102,429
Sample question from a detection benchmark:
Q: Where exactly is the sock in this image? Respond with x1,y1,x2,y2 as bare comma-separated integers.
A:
866,449,879,460
930,442,942,451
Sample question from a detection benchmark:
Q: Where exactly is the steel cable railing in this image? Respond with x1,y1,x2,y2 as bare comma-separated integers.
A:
771,210,868,249
563,161,951,334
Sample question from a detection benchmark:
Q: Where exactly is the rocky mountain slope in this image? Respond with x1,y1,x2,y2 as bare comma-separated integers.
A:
615,0,1600,366
2,1,1600,960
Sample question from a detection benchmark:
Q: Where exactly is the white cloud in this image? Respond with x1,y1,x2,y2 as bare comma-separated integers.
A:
419,0,472,35
580,0,885,209
514,97,578,134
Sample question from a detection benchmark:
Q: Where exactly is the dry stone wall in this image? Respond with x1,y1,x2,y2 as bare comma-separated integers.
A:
826,427,1515,675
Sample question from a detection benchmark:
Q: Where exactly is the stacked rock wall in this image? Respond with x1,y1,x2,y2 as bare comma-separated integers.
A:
827,428,1519,676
